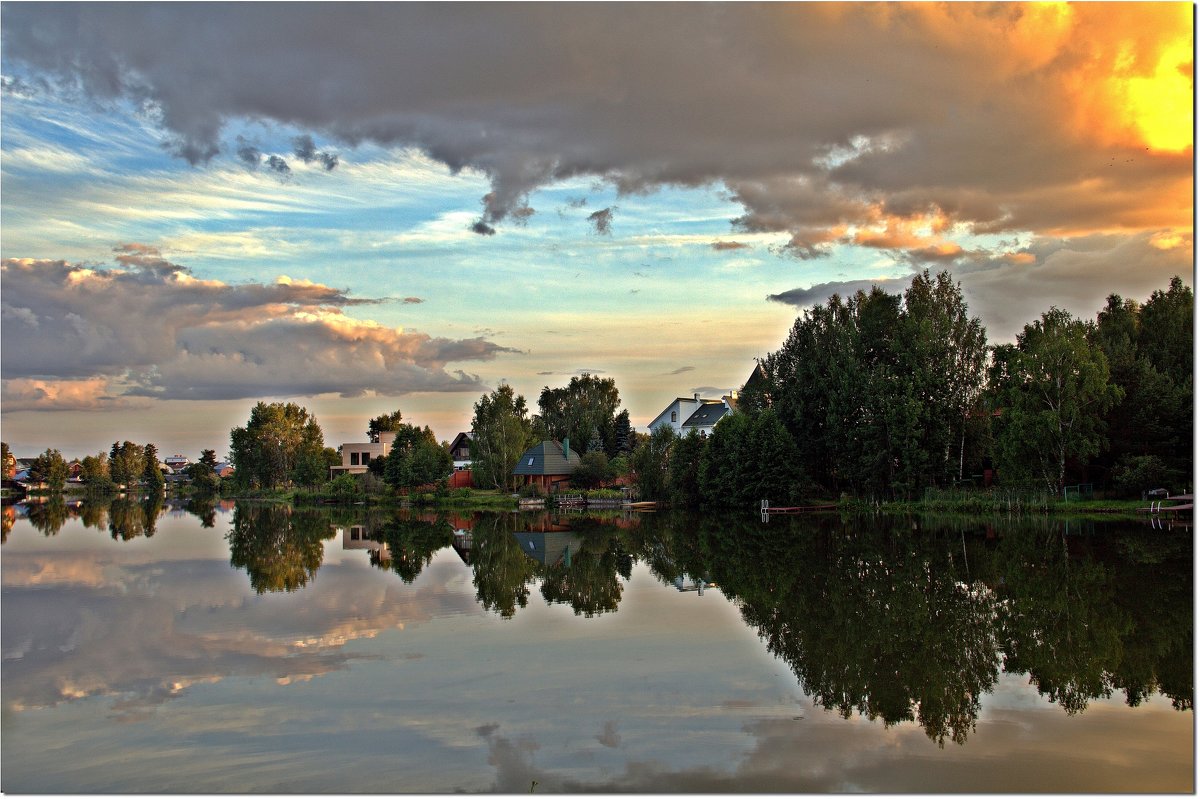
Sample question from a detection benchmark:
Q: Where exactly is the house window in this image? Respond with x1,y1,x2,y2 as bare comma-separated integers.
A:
671,411,677,422
528,458,535,466
361,452,370,464
350,452,360,465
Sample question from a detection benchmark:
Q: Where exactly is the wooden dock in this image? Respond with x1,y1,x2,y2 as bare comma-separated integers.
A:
1139,494,1193,514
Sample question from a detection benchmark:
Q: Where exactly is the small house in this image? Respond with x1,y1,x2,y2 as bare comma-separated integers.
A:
512,439,581,492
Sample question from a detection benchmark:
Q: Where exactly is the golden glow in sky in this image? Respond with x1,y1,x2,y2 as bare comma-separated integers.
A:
1123,36,1194,152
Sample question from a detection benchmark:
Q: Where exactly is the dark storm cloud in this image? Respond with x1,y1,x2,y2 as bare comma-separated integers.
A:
2,2,1186,246
470,221,497,236
1,252,518,402
402,297,424,304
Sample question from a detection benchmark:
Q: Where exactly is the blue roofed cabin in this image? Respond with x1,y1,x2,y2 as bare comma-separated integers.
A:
512,439,581,492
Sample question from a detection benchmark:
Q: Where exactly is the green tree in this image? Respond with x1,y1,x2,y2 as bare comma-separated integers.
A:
534,373,622,457
79,452,114,491
107,441,147,488
367,410,406,443
29,448,69,492
143,443,165,492
991,308,1122,493
668,429,706,507
698,409,802,509
470,384,536,491
382,424,452,489
571,450,612,489
185,449,222,493
630,424,675,500
1,441,13,478
229,402,327,489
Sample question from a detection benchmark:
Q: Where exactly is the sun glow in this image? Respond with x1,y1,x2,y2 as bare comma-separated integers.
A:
1122,37,1194,152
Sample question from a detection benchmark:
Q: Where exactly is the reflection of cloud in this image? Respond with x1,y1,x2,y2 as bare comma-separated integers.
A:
0,555,479,717
473,695,1191,793
596,720,621,749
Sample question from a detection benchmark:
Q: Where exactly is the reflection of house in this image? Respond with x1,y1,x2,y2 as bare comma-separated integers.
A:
672,574,715,596
339,525,390,562
648,392,737,437
512,440,581,491
514,531,583,567
331,431,397,477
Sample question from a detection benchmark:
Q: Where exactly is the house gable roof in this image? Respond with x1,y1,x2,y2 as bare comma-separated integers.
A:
681,401,730,429
512,440,582,476
449,431,472,451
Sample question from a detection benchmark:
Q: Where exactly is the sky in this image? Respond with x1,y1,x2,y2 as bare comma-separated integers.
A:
0,2,1193,459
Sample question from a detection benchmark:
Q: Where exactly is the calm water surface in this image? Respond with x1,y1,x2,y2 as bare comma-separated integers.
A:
1,498,1192,792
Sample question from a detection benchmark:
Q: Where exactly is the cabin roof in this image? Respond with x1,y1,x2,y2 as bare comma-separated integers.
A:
512,440,582,476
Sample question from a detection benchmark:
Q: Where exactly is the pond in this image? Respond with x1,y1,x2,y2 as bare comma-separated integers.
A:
1,498,1193,792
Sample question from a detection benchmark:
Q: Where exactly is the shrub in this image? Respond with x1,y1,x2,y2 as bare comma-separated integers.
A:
518,482,544,499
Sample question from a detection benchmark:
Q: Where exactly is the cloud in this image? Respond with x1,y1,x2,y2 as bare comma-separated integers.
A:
587,207,616,236
6,3,1184,252
1,254,519,404
767,279,902,309
402,297,425,305
235,136,262,169
0,377,151,412
265,154,291,177
664,366,695,376
765,230,1193,340
292,134,339,171
711,241,750,251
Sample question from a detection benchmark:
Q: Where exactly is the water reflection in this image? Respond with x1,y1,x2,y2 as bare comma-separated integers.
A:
693,513,1193,745
228,504,336,593
3,500,1191,750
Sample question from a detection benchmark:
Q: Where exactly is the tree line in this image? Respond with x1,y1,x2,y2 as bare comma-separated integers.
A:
630,271,1191,506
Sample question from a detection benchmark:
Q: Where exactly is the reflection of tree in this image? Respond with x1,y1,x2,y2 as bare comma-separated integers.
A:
185,495,217,528
470,513,538,618
108,497,159,540
539,522,626,618
1,505,13,542
1107,533,1193,710
701,515,1000,746
677,511,1192,744
373,513,454,583
227,503,335,593
79,496,110,530
24,497,70,536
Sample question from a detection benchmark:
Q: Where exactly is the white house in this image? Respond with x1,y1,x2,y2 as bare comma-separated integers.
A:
331,430,397,477
648,392,737,437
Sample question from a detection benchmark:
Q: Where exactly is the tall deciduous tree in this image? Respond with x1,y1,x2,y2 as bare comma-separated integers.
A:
366,410,406,443
383,424,452,489
29,448,69,491
470,384,536,491
991,308,1122,493
630,424,675,500
229,402,326,489
534,373,622,457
